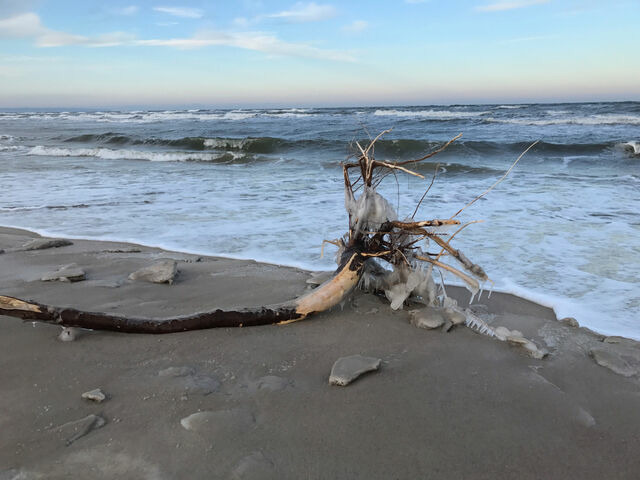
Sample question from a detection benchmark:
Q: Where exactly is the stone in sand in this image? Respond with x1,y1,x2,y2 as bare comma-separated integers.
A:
21,238,73,251
180,409,254,434
81,388,107,403
443,308,467,325
183,374,221,395
255,375,291,392
560,317,579,327
329,355,381,386
590,348,639,377
58,327,79,342
128,259,177,284
408,307,446,330
41,263,86,282
231,451,276,480
57,414,106,446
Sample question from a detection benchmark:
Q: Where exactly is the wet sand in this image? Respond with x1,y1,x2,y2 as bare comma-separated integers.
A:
1,226,639,479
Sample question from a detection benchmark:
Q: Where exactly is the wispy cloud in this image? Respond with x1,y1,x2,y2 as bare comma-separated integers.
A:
342,20,368,33
153,6,204,19
476,0,549,12
266,2,336,23
136,30,354,61
112,5,139,16
0,13,353,62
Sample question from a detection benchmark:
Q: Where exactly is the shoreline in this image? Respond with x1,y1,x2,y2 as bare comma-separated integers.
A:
2,226,640,479
0,223,622,340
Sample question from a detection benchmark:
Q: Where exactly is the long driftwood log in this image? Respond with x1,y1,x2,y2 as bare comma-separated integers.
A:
0,248,365,334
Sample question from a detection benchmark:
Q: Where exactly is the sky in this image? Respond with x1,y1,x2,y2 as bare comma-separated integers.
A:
0,0,638,108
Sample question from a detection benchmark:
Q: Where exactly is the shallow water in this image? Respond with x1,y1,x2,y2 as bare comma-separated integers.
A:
1,102,638,338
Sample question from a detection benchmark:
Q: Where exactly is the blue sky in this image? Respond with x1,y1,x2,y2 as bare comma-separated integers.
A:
1,0,638,107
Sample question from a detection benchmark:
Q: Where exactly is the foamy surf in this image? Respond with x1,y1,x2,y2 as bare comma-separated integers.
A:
28,145,250,163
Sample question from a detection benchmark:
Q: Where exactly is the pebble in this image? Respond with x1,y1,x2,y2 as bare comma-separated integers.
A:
231,451,276,480
128,259,177,284
408,308,445,329
180,408,254,433
41,263,86,282
255,375,290,392
590,348,638,377
58,327,79,342
81,388,107,403
329,355,381,386
56,414,105,446
183,374,221,395
560,317,579,327
603,336,625,344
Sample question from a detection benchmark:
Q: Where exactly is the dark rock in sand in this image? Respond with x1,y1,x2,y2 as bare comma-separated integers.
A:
128,259,177,284
41,263,86,283
329,355,381,386
21,238,73,251
56,414,106,446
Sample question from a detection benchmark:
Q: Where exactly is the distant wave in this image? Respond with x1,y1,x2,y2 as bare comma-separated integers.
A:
50,135,626,159
62,134,337,154
373,109,490,119
28,145,259,163
484,114,640,126
0,109,314,123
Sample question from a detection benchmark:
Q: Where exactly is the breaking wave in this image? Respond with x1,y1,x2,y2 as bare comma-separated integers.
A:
28,145,258,163
484,114,640,126
39,135,633,160
373,109,490,120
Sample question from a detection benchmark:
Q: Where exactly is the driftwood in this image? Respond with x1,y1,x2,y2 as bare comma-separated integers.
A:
0,131,533,334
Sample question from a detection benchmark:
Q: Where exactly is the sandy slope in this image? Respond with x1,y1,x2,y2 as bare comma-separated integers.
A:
1,227,639,480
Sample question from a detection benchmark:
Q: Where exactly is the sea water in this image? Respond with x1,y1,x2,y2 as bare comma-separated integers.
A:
0,103,638,338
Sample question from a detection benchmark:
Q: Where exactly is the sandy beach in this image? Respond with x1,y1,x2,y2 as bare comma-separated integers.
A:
1,226,639,479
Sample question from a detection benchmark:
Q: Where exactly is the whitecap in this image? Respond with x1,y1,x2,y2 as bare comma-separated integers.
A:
374,109,489,119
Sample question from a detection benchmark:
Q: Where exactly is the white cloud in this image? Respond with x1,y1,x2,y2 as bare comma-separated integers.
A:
153,6,204,18
0,13,132,47
0,12,353,62
136,30,355,61
266,2,336,23
0,12,46,37
342,20,368,33
476,0,549,12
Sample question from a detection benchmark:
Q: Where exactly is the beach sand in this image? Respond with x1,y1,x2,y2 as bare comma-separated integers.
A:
1,226,639,479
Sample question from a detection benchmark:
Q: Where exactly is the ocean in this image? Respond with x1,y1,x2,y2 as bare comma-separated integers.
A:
0,102,638,338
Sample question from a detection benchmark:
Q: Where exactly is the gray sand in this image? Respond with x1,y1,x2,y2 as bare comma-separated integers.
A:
1,227,639,479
